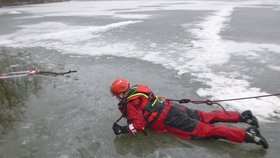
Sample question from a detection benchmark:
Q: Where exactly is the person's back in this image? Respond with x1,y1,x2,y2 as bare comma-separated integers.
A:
117,83,170,133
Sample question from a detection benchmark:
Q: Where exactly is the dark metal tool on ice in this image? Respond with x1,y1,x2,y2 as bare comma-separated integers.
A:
0,68,77,79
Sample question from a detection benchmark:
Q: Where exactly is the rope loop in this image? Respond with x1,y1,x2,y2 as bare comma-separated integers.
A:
205,100,213,106
179,99,191,103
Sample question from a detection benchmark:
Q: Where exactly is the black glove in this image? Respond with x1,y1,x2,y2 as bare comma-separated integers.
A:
112,123,128,135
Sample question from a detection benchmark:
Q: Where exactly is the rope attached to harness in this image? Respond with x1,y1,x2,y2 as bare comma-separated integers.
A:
169,93,280,117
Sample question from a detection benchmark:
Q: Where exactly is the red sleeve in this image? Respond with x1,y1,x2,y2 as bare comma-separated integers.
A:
125,99,147,133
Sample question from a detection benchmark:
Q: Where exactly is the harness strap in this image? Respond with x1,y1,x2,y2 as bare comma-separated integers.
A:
127,92,149,100
144,99,165,128
125,85,165,128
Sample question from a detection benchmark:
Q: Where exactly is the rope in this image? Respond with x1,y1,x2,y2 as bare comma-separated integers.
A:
169,93,280,117
208,93,280,102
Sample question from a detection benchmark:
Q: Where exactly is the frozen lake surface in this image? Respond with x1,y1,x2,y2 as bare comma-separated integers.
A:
0,0,280,157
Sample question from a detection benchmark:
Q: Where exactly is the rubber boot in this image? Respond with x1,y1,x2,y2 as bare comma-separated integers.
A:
240,110,259,128
245,126,269,149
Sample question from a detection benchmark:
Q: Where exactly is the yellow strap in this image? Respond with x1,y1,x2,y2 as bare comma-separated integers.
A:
127,93,149,100
130,86,137,90
127,91,158,107
151,97,158,107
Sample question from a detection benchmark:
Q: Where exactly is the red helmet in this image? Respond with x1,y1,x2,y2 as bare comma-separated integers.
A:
110,78,130,96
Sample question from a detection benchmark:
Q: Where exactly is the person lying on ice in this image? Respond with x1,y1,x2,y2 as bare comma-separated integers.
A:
110,78,269,149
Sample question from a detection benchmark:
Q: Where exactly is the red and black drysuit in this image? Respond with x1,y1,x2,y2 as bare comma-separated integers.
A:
117,84,246,143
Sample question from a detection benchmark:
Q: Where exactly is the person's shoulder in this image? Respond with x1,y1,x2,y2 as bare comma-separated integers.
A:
137,84,151,90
